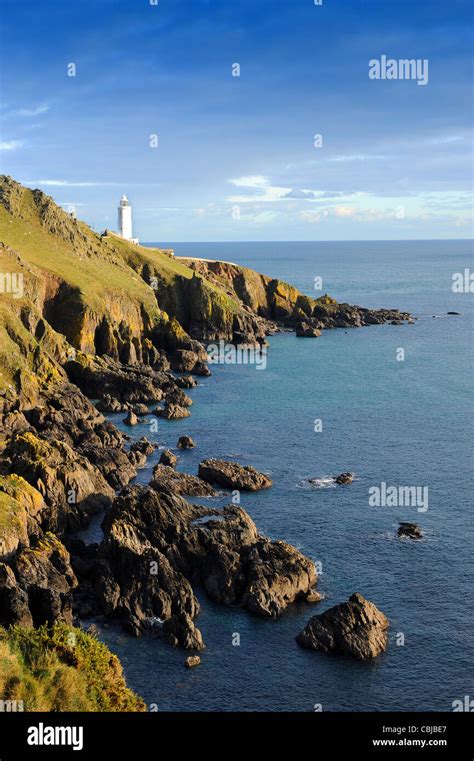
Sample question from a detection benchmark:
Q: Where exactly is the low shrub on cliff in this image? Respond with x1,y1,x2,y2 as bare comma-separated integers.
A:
0,624,145,712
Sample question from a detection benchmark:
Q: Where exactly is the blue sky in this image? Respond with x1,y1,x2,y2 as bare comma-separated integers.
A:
0,0,472,241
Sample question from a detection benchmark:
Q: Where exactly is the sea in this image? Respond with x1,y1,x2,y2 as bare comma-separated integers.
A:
92,240,474,712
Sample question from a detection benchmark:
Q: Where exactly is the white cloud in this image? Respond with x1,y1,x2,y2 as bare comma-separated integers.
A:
229,175,270,188
250,210,279,225
327,154,386,163
298,210,329,224
0,140,24,151
16,104,49,117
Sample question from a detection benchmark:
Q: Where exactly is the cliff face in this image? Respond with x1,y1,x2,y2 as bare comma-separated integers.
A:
0,175,410,399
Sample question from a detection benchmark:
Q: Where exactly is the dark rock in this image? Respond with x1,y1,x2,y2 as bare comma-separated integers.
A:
166,388,193,408
398,522,423,539
96,395,127,413
66,356,167,405
151,465,215,496
170,350,200,373
162,613,204,651
296,592,389,660
177,436,195,449
175,375,198,389
157,404,191,420
296,322,322,338
8,533,78,627
94,486,318,645
130,403,149,416
193,362,211,377
447,311,461,315
130,437,155,456
159,450,177,467
335,472,354,485
198,459,272,491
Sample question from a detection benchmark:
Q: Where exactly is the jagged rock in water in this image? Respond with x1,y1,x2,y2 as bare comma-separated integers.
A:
296,592,389,660
150,464,215,496
157,403,191,420
198,459,272,491
185,655,201,668
296,322,322,338
177,436,195,449
123,411,138,426
92,486,318,646
398,522,423,540
171,350,202,373
159,450,177,467
130,437,155,456
175,375,198,389
335,472,354,485
166,388,193,408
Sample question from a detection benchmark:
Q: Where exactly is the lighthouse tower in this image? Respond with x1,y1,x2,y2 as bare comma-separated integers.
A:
118,195,138,243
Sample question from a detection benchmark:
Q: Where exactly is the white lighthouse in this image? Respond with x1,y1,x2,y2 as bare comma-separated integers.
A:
118,194,139,243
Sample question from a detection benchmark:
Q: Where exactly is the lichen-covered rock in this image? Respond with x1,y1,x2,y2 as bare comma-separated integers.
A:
5,533,78,628
4,432,115,532
198,459,272,491
296,593,389,660
0,475,44,559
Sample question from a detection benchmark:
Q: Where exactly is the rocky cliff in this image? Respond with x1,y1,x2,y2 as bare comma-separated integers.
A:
0,176,410,704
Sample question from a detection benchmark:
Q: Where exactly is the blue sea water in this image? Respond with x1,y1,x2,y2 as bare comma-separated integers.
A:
96,240,474,712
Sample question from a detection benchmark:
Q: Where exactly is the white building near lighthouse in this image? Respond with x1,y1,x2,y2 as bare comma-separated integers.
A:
118,194,139,244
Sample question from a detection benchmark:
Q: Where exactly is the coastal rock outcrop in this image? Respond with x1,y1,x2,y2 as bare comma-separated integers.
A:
157,403,191,420
4,432,115,532
89,487,318,645
150,464,215,496
296,592,389,660
198,459,272,491
296,322,322,338
0,533,77,628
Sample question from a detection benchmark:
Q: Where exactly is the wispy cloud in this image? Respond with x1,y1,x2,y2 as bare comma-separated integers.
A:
16,103,49,117
327,154,386,163
0,140,24,151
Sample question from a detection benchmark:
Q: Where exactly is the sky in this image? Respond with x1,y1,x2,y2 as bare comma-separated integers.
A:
0,0,473,242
